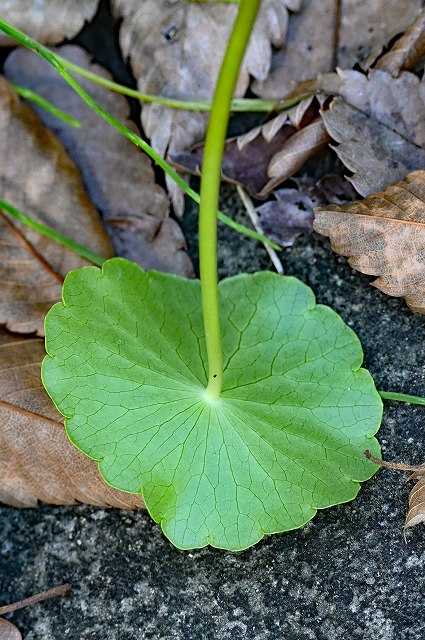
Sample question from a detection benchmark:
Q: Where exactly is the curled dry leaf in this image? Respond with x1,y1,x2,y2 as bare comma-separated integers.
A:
404,470,425,536
0,0,99,46
375,9,425,76
254,0,423,99
171,97,324,197
0,618,21,640
259,117,330,197
257,175,356,246
318,69,425,196
0,77,112,336
4,46,193,277
365,450,425,538
0,328,143,509
111,0,301,213
314,170,425,313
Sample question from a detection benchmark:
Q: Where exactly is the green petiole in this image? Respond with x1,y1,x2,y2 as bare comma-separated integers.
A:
0,17,280,251
10,82,81,127
55,53,304,114
378,391,425,406
0,199,105,267
200,0,261,400
188,1,240,4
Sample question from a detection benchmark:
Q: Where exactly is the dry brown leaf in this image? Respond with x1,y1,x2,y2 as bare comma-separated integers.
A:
0,328,143,509
4,45,193,277
317,69,425,197
0,0,99,46
0,584,70,616
111,0,301,213
256,175,356,246
404,470,425,535
314,170,425,313
0,77,112,335
171,97,316,196
375,9,425,76
259,117,330,197
0,584,70,639
0,618,21,640
253,0,423,99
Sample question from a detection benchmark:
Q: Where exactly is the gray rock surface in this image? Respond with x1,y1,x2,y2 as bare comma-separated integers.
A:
1,184,424,639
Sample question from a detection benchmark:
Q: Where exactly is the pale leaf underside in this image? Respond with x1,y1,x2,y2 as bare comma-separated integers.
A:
43,259,382,550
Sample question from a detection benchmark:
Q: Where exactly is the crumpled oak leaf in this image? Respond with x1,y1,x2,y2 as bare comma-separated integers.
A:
404,469,425,536
43,258,382,550
365,450,425,538
253,0,423,99
314,170,425,313
318,69,425,197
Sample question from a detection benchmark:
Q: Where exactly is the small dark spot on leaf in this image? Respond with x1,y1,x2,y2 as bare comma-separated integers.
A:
213,374,217,378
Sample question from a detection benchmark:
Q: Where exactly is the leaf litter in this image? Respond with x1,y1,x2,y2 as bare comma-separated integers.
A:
4,45,194,277
0,327,143,509
0,76,112,336
256,174,356,246
0,0,99,46
253,0,423,99
365,451,425,539
314,170,425,314
171,96,328,197
316,69,425,196
111,0,301,213
375,8,425,76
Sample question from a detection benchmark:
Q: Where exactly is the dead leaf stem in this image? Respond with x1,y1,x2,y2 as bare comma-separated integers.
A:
0,584,70,615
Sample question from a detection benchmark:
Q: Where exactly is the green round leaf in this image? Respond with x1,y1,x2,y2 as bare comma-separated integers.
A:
42,258,382,550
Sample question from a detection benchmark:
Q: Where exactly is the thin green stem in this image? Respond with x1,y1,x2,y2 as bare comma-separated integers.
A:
55,53,304,113
379,391,425,406
10,82,81,127
0,199,105,266
188,1,240,4
200,0,261,401
0,17,279,251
